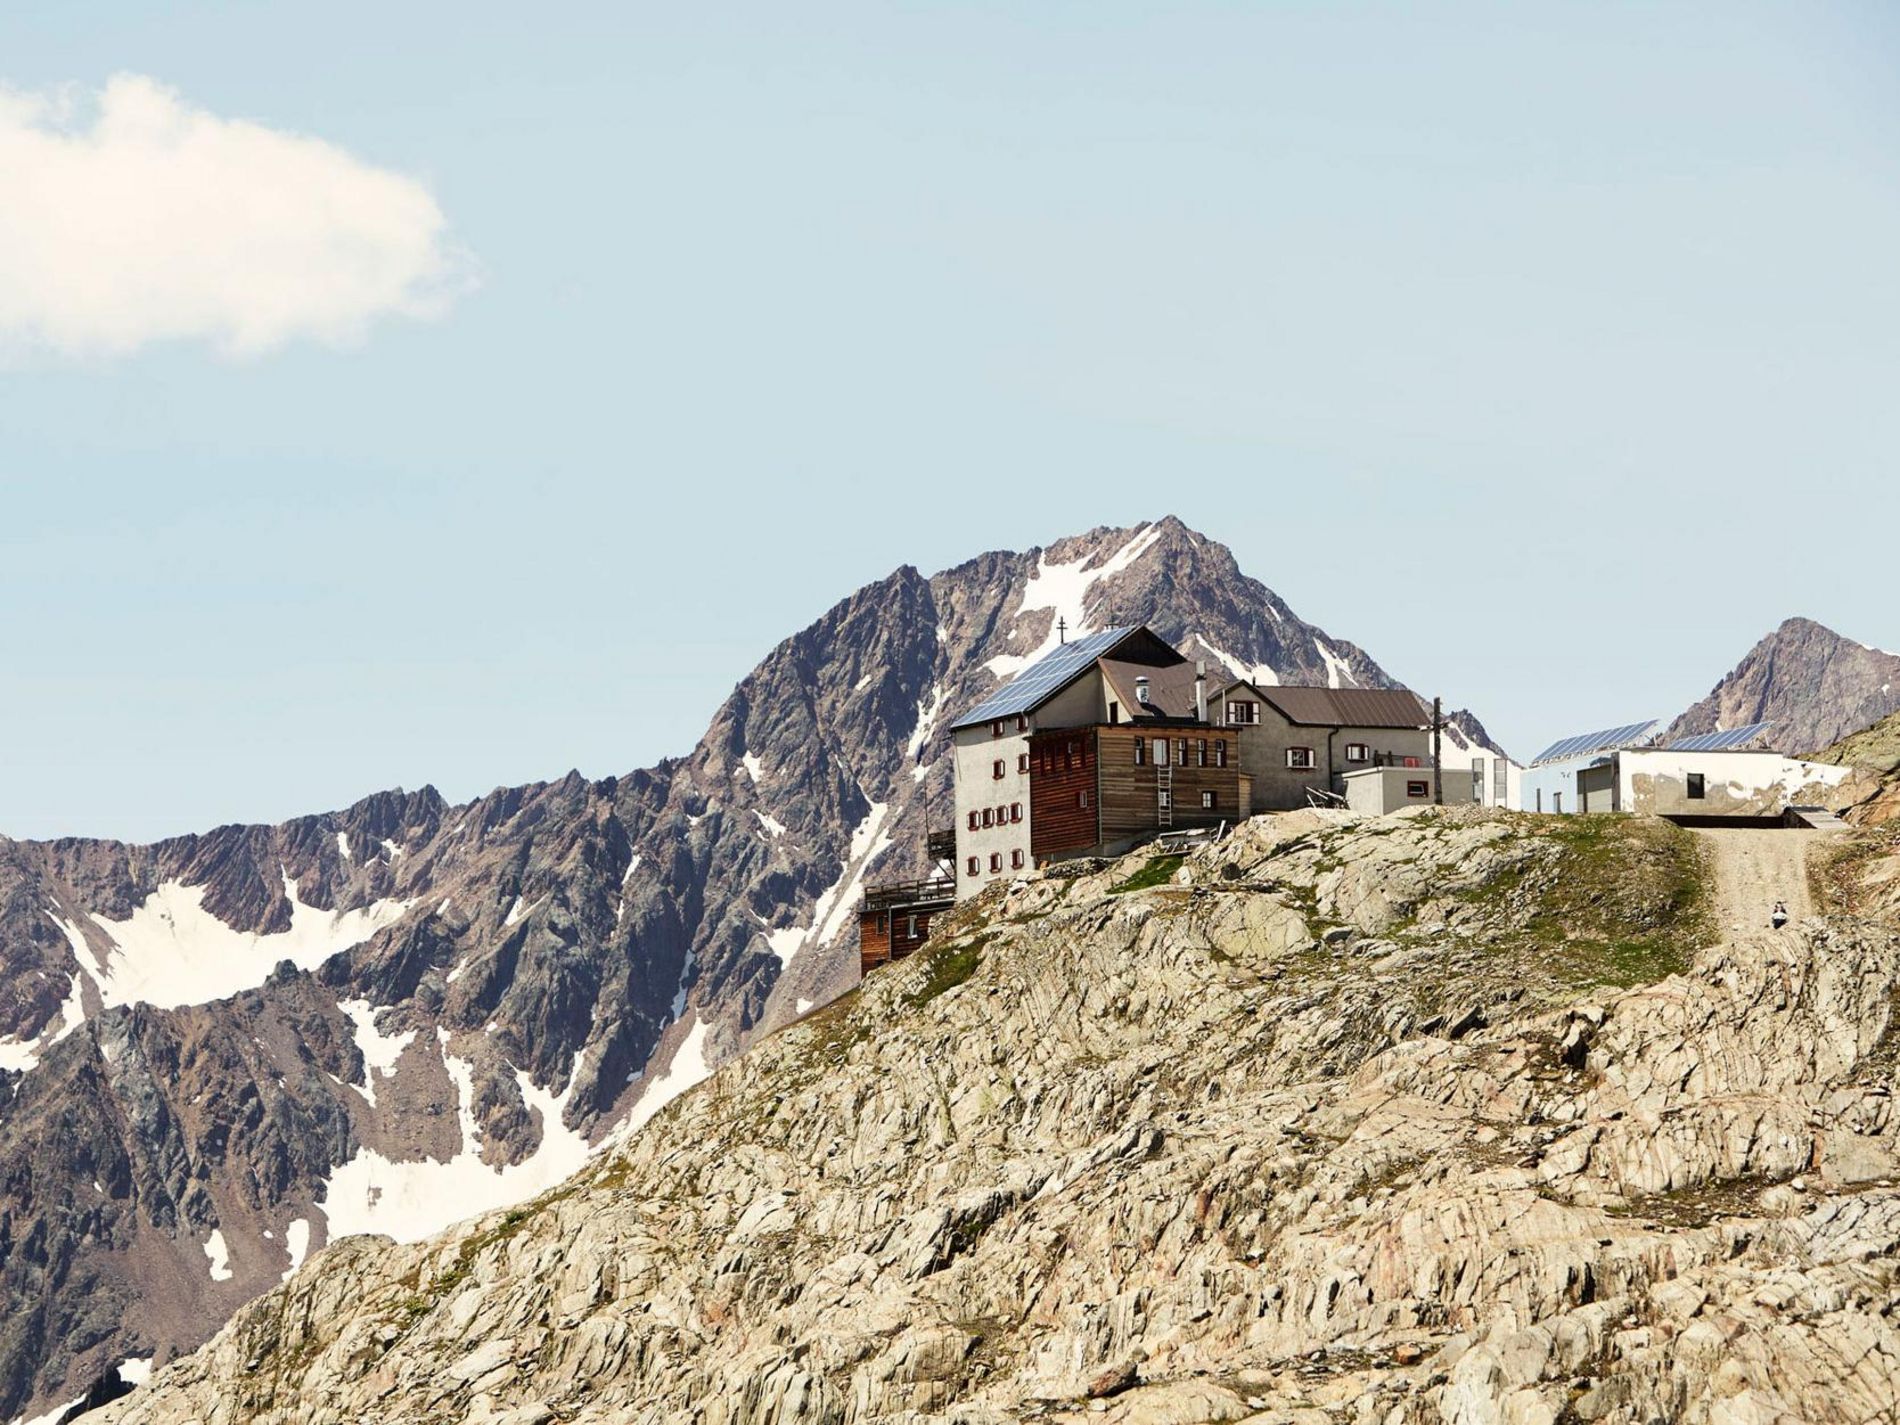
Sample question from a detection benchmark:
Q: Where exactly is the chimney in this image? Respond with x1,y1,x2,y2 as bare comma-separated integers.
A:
1195,661,1207,723
1135,675,1151,706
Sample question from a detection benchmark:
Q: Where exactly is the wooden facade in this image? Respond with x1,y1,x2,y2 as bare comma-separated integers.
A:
1028,728,1101,860
857,877,956,977
1029,725,1242,863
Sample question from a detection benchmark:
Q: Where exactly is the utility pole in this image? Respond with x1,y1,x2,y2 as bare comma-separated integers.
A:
1432,696,1444,806
1057,616,1067,646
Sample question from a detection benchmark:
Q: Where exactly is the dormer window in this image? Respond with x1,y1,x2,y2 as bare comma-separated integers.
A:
1227,701,1258,726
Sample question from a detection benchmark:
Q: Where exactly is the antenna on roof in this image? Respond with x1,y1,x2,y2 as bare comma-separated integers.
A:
1056,616,1067,645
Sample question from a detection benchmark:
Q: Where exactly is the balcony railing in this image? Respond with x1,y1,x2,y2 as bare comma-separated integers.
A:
925,826,957,862
862,875,958,915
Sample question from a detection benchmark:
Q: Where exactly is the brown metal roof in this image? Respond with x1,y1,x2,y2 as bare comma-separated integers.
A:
1099,658,1205,721
1242,683,1427,729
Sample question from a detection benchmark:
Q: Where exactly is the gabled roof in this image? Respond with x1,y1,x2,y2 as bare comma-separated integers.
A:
1221,681,1428,730
1528,720,1659,766
950,626,1189,731
1097,658,1204,722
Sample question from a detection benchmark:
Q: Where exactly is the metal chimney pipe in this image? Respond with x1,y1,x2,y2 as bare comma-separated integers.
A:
1194,661,1207,723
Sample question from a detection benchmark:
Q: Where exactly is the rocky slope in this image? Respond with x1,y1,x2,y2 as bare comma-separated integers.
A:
93,807,1900,1425
1809,709,1900,827
0,517,1499,1421
1666,616,1900,753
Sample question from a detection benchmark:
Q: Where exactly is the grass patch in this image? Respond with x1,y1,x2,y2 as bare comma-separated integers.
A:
1108,855,1185,895
906,933,994,1007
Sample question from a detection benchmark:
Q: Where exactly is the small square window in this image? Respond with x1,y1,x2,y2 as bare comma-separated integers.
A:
1010,803,1022,823
1016,715,1028,732
966,856,979,876
1017,752,1029,773
1406,780,1430,798
1287,747,1315,770
1215,741,1228,768
992,759,1005,780
982,807,994,827
1134,737,1146,766
1200,790,1215,809
1011,849,1024,869
989,852,1001,873
1344,743,1369,763
1686,772,1706,800
967,810,978,831
991,720,1004,738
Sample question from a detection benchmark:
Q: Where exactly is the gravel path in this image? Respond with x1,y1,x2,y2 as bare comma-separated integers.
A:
1695,827,1819,933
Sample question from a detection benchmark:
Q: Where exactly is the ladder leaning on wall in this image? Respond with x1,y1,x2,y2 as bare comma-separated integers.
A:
1157,762,1173,828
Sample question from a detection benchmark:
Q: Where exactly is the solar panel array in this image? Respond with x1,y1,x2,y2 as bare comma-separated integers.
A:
1667,722,1772,752
949,626,1134,730
1529,719,1659,766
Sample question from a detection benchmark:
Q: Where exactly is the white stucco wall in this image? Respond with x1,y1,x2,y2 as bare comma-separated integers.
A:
1616,749,1852,818
952,724,1032,900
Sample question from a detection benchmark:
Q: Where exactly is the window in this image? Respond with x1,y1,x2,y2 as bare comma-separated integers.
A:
1687,773,1706,800
1215,740,1228,768
967,856,979,877
1287,747,1315,770
1016,715,1028,732
1406,780,1430,799
992,759,1005,780
989,852,1002,873
1010,803,1022,823
1177,738,1189,765
1553,791,1564,814
1196,738,1208,767
1158,789,1172,809
1200,790,1216,809
991,720,1004,738
968,810,979,831
1011,849,1024,869
1227,701,1258,725
982,807,994,828
1108,701,1119,724
1077,789,1091,809
906,914,919,938
1344,743,1369,763
1156,738,1170,766
1018,752,1029,774
1134,737,1146,766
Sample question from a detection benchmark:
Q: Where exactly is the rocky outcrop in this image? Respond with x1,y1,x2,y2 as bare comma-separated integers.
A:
0,518,1506,1420
96,809,1900,1425
1667,616,1900,754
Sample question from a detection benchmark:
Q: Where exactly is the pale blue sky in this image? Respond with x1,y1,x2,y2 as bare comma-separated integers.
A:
4,2,1898,840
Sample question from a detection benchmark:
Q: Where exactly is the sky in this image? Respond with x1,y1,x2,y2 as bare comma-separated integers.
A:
3,2,1898,841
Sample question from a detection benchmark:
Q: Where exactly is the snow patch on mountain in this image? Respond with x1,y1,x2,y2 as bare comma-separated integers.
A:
741,752,765,783
72,875,412,1016
340,999,416,1109
319,1034,590,1246
762,801,893,969
281,1219,310,1282
984,524,1163,678
1314,640,1356,689
754,811,787,838
1188,633,1278,687
621,1014,712,1137
203,1230,233,1282
906,684,947,778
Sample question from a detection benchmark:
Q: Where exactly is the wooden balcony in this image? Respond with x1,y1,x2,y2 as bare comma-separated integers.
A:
926,826,957,862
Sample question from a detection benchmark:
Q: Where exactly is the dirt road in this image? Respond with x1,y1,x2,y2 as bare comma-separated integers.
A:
1695,827,1820,933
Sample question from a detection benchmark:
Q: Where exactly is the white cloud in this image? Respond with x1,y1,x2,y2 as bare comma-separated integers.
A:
0,74,474,359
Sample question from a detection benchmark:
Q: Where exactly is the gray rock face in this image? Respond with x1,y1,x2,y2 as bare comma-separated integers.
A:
90,810,1900,1425
1668,615,1900,754
0,517,1485,1420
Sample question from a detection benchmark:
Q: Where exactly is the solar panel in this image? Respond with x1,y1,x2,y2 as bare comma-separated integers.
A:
1529,719,1659,766
1667,722,1772,752
949,626,1134,730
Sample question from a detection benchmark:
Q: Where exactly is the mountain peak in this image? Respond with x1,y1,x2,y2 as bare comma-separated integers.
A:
1669,616,1900,753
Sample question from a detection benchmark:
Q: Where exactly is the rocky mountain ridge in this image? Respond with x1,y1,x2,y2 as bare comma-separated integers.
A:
1666,615,1900,754
93,807,1900,1424
0,516,1492,1422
